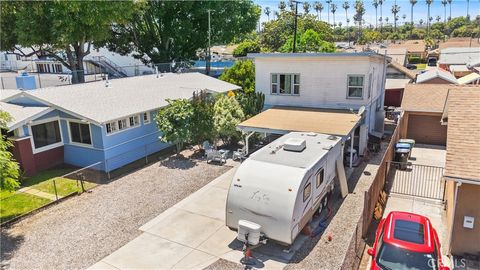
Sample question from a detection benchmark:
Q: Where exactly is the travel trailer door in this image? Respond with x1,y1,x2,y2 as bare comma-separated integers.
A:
312,164,327,211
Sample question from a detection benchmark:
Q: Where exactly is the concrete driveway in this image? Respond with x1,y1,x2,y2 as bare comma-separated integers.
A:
89,165,311,270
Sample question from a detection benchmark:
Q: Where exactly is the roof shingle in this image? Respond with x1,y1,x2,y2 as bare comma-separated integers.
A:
401,84,455,113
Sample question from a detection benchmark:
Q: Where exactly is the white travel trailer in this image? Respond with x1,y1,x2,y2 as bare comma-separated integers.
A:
226,132,345,246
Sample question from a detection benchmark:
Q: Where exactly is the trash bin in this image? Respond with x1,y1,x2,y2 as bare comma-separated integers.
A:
395,148,410,170
398,139,415,149
396,142,412,158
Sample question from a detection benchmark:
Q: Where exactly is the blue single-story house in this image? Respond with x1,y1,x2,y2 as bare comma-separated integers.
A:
0,73,239,176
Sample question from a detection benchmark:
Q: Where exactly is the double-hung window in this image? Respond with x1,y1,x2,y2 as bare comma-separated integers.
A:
347,75,364,98
106,122,117,134
69,122,92,145
106,114,141,135
271,74,300,95
129,115,140,127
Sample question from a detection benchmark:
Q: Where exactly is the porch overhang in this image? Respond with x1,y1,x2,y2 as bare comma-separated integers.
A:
237,106,361,138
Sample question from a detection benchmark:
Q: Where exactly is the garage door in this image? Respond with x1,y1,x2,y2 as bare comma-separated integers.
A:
407,114,447,145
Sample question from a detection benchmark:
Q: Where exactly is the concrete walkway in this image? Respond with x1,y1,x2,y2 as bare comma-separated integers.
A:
17,187,60,201
89,165,300,270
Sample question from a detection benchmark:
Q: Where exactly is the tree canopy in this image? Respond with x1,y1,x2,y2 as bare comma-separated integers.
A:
1,1,137,83
280,29,336,52
219,60,256,94
108,0,260,63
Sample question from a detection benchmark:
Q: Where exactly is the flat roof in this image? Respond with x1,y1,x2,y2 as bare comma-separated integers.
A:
247,52,388,60
444,87,480,182
250,132,341,169
237,106,360,136
385,78,411,89
4,73,240,124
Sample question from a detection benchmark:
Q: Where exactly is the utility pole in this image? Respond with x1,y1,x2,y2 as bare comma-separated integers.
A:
206,9,212,76
292,1,300,53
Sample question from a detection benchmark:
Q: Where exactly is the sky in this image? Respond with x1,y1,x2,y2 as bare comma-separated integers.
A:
255,0,480,26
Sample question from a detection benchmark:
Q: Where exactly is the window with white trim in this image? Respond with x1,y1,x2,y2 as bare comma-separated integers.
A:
31,120,61,149
271,74,300,95
143,112,151,124
347,75,364,98
106,114,141,135
69,122,92,145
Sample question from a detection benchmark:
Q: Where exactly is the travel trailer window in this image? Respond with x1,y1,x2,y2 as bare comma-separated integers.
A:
347,75,364,98
316,168,324,188
31,120,62,149
303,183,312,202
69,122,92,145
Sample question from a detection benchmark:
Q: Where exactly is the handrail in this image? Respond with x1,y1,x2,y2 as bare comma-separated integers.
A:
89,56,127,77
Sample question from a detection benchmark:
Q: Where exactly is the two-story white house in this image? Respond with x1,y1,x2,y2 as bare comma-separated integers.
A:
238,52,388,166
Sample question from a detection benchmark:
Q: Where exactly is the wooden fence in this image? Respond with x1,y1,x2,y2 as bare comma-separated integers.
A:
362,114,404,237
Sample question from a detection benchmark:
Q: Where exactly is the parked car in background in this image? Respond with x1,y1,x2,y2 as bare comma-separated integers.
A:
427,57,437,67
368,211,450,270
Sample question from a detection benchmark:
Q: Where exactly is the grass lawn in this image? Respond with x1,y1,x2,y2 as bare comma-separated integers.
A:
22,167,97,197
0,193,51,223
32,178,97,197
415,63,427,70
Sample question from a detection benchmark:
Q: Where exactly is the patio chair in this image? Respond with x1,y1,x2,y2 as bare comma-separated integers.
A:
232,147,247,161
206,149,229,164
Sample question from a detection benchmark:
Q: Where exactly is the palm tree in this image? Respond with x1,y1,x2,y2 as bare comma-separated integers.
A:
372,0,379,29
447,0,452,21
338,21,343,28
279,0,287,12
264,7,271,21
354,0,366,39
385,16,389,25
426,0,433,35
419,18,424,26
331,3,338,27
409,0,417,25
436,15,441,22
391,2,400,32
378,0,384,31
326,0,332,24
303,2,311,14
274,11,280,19
441,0,447,22
314,1,324,20
402,14,407,24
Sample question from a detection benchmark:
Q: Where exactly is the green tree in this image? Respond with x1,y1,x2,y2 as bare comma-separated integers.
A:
235,92,265,119
232,40,261,57
260,12,333,51
213,95,245,145
220,60,256,93
108,1,260,65
280,29,336,52
0,111,20,191
191,91,215,145
1,1,137,84
314,2,324,20
156,99,195,153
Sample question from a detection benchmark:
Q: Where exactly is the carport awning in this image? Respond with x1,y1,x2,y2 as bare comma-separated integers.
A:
238,107,361,137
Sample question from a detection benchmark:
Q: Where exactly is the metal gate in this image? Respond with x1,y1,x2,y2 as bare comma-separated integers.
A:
388,161,446,201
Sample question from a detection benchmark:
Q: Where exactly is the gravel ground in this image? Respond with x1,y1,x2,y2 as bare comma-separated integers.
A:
203,259,243,270
1,156,231,270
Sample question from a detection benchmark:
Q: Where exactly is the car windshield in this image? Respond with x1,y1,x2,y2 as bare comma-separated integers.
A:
377,243,437,270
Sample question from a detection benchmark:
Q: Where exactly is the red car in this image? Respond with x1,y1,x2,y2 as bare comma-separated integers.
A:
368,211,450,270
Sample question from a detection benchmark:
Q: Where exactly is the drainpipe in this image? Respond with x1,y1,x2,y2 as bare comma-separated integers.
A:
447,181,460,255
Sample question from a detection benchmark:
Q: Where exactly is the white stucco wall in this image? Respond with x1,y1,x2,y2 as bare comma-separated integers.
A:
252,54,387,137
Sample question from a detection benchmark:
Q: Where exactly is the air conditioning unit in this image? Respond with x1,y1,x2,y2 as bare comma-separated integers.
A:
283,138,306,152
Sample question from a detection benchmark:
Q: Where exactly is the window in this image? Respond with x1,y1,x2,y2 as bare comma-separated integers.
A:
143,112,151,124
271,74,300,95
55,64,62,73
31,120,61,149
118,119,127,130
347,75,364,98
303,183,312,202
368,73,373,99
129,115,140,127
106,114,141,135
316,168,324,188
69,122,92,145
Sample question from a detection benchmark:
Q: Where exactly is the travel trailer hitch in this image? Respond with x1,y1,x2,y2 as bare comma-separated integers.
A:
240,233,267,266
